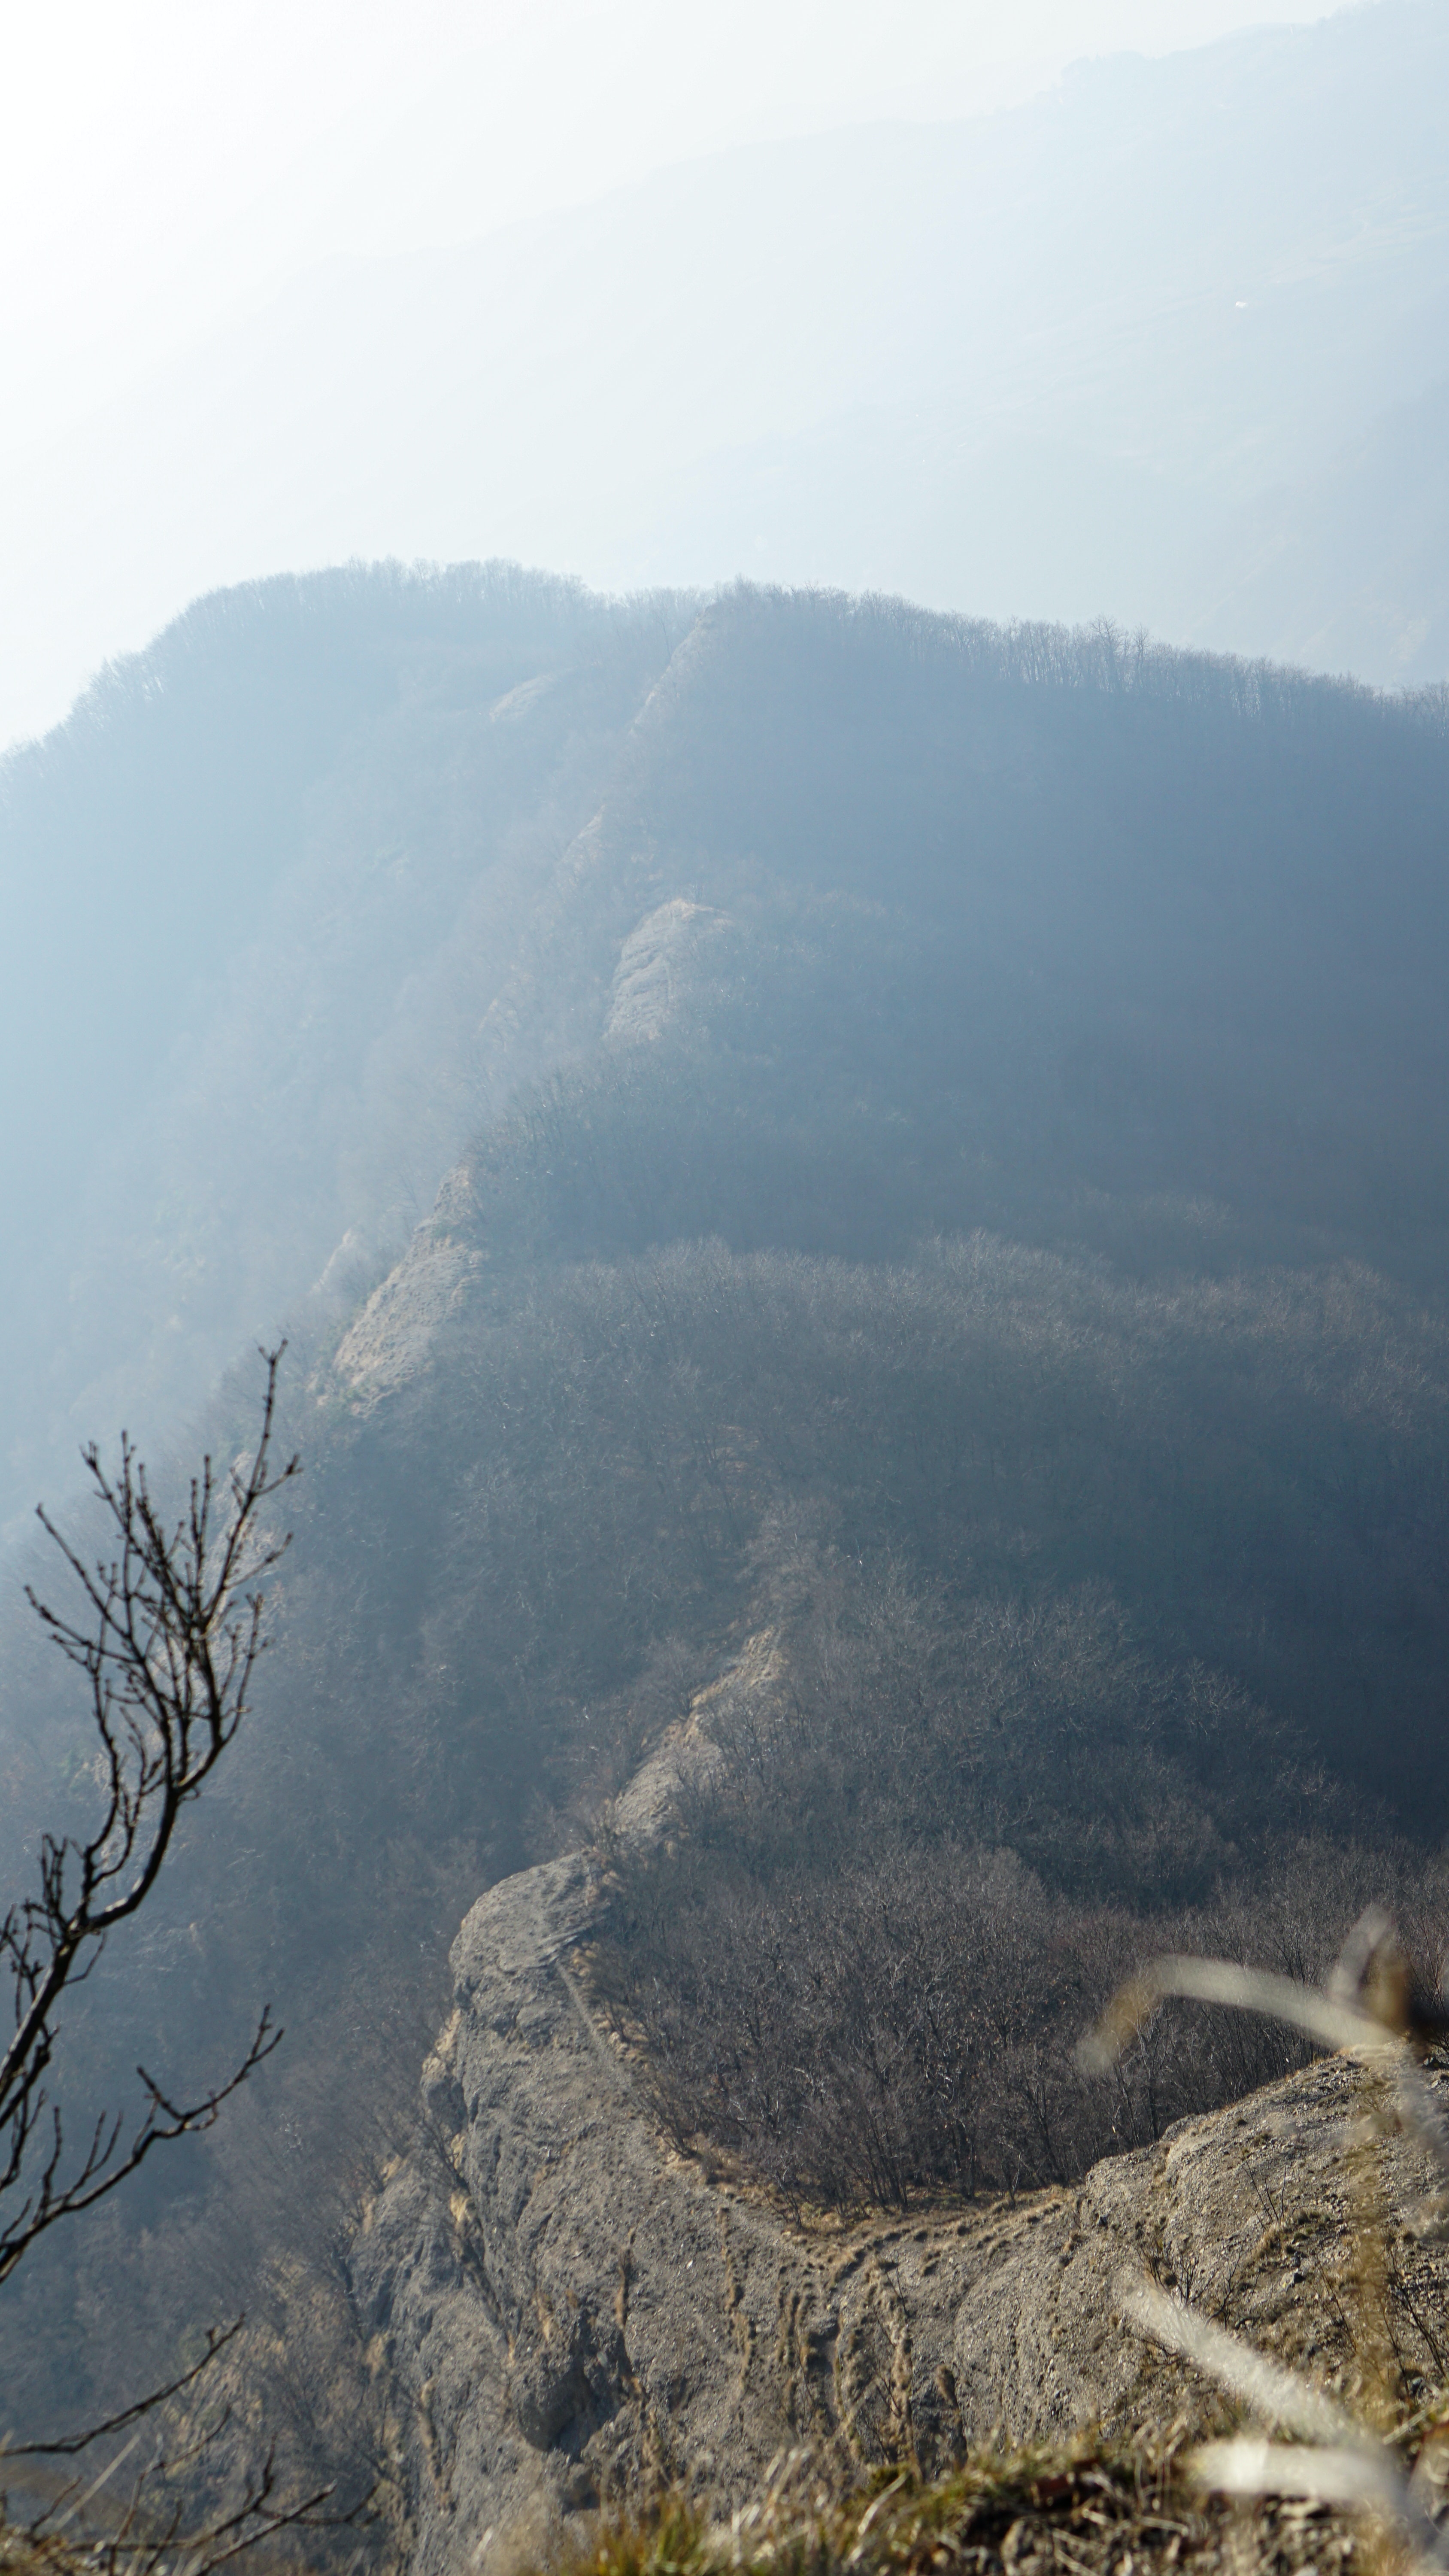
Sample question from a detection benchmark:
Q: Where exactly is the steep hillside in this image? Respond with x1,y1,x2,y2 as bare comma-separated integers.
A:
0,561,694,1535
2,584,1448,2539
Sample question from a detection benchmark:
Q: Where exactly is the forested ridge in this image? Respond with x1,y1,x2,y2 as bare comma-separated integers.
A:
2,568,1449,2519
0,562,697,1535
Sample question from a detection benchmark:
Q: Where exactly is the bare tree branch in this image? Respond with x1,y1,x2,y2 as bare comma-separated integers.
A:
0,2321,248,2458
0,1346,299,2285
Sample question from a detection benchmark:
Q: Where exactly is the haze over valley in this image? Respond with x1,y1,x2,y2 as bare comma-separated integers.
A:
4,0,1448,750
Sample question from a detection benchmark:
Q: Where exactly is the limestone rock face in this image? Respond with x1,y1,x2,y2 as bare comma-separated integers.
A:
331,1210,484,1407
328,893,730,1412
350,1697,1449,2576
605,901,729,1044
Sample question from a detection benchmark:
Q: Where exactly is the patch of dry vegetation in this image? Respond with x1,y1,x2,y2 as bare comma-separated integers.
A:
522,2439,1373,2576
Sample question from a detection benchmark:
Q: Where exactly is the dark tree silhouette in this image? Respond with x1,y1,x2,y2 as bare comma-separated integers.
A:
0,1347,298,2289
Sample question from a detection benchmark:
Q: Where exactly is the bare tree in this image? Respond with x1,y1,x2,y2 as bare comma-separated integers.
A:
0,1346,298,2288
0,1357,384,2564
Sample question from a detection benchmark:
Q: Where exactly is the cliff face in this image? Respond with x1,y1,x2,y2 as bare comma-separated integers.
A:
351,1687,1449,2575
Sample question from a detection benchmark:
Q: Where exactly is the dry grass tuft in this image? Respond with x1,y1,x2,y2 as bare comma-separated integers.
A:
521,2433,1382,2576
1084,1908,1449,2569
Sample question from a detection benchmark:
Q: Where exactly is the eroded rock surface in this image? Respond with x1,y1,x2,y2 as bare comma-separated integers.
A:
331,1220,486,1407
605,900,729,1043
353,1724,1449,2576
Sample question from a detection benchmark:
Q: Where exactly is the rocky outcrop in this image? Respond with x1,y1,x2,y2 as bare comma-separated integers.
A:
329,894,731,1411
605,900,729,1043
331,1218,485,1409
351,1671,1449,2574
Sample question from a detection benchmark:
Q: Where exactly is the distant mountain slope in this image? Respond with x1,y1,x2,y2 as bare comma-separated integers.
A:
0,562,694,1534
5,0,1448,748
1179,373,1449,677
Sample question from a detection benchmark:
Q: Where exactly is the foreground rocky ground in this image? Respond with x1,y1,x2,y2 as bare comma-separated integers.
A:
349,1671,1449,2576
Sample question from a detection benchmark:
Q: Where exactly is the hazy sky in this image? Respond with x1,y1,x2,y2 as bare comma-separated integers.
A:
0,0,1368,746
5,2,1357,418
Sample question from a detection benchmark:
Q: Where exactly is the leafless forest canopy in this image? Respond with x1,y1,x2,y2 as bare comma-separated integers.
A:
2,567,1449,2485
